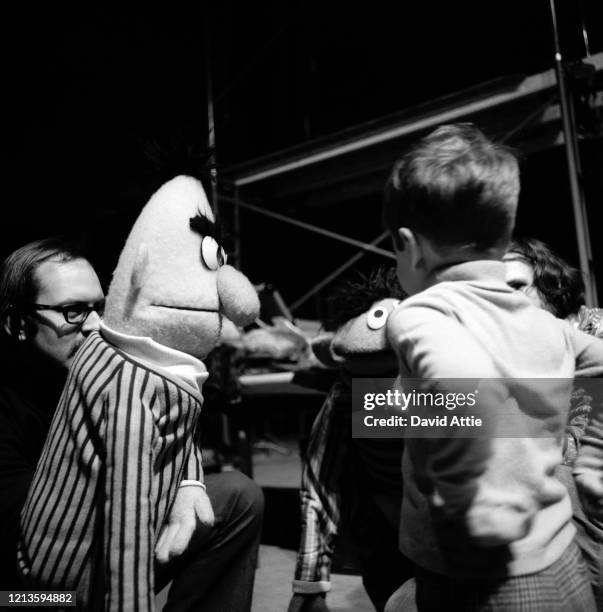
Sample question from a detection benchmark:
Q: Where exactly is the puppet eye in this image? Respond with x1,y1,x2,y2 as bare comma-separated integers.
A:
201,237,227,270
366,305,388,330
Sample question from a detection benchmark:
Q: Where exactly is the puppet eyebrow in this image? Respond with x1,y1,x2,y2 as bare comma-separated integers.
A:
189,211,222,242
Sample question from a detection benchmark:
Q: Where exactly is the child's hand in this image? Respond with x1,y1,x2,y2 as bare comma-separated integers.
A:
575,472,603,520
155,485,215,563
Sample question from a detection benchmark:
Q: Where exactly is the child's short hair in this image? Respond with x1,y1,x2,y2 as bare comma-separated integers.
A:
383,123,519,252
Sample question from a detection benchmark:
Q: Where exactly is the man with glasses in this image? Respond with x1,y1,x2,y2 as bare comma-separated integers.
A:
0,237,104,589
1,236,265,611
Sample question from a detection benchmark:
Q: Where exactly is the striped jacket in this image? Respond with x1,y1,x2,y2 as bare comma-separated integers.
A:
18,331,204,611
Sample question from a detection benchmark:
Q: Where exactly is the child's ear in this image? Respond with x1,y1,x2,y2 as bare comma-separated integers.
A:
398,228,424,270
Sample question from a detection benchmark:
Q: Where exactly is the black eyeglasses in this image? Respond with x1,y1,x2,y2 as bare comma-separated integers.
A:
29,301,105,325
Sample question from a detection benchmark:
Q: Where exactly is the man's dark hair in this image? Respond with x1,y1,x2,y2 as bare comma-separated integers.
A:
0,238,84,341
383,123,519,253
506,238,585,319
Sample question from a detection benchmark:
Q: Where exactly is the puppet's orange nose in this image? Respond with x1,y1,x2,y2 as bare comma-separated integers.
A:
216,265,260,327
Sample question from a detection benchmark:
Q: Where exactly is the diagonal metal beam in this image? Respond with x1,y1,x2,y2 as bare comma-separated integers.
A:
219,194,396,260
289,231,391,312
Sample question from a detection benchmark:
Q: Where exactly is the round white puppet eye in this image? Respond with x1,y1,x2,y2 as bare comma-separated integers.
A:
366,305,388,330
201,237,227,270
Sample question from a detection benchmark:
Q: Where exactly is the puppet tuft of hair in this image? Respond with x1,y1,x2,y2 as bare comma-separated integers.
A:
142,137,216,197
324,267,405,331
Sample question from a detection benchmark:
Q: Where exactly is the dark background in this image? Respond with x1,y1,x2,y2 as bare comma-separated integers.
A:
4,2,603,317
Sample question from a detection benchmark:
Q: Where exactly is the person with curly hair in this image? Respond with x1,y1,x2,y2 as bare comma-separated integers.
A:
504,237,603,606
503,237,585,320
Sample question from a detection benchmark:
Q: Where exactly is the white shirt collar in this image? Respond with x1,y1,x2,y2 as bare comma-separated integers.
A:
99,321,208,395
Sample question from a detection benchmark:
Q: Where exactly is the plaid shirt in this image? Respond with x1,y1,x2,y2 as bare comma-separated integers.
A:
292,379,350,593
292,371,405,594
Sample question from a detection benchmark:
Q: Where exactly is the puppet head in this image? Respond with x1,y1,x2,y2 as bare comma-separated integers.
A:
313,268,404,376
104,175,259,359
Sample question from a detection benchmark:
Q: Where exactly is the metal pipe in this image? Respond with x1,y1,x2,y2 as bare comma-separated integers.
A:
232,66,569,187
290,231,391,312
204,16,218,216
549,0,598,306
219,194,396,260
233,185,241,269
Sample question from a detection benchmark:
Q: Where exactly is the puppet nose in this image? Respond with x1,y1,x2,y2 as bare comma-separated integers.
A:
216,265,260,327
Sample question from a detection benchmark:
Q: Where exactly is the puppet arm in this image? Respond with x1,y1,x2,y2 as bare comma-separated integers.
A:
291,477,337,595
179,427,215,528
102,383,157,612
292,388,345,600
181,422,204,482
155,428,214,564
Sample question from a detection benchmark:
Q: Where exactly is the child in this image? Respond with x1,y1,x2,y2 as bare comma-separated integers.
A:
382,124,603,611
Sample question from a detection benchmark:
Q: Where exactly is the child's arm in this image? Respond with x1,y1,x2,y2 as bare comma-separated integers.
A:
102,372,157,612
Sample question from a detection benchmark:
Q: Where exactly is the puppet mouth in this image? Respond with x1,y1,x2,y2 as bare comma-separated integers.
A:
152,304,219,313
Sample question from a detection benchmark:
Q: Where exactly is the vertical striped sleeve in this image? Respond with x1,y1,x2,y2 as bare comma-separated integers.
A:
103,363,156,612
182,407,204,483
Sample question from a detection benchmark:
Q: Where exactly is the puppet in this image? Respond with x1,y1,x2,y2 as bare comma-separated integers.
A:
289,268,414,612
18,175,259,611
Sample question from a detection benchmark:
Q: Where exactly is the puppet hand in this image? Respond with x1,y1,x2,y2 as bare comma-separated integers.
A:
192,486,216,526
155,485,215,563
575,472,603,520
287,594,329,612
